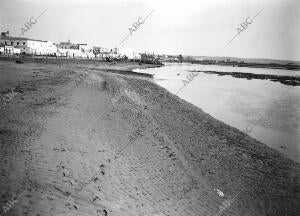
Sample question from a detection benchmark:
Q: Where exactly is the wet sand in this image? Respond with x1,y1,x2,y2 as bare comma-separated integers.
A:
0,60,299,216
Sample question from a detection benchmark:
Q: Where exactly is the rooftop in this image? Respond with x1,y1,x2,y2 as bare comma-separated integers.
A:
1,36,47,42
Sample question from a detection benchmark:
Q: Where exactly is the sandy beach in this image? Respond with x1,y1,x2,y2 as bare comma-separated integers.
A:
0,59,299,216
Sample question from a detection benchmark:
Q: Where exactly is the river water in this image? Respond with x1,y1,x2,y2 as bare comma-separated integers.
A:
134,63,300,162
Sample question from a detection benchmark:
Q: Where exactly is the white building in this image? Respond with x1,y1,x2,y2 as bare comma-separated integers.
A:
112,47,141,59
0,31,57,55
118,47,134,59
78,44,93,53
93,46,108,58
0,45,20,55
57,48,94,58
56,41,94,58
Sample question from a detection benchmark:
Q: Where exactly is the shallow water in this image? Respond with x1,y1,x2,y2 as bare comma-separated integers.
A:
134,63,300,162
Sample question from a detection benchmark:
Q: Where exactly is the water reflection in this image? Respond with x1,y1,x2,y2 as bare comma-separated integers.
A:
135,63,300,162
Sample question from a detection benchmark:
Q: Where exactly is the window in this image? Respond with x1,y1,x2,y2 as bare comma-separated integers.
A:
5,41,7,45
17,42,19,45
11,41,13,45
23,42,25,45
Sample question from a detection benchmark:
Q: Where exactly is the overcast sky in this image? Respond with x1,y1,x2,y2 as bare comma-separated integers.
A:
0,0,299,61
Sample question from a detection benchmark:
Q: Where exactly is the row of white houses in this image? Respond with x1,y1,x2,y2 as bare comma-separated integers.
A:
0,31,141,59
0,32,57,55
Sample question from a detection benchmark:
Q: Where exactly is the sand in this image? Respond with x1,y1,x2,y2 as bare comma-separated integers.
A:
0,60,299,216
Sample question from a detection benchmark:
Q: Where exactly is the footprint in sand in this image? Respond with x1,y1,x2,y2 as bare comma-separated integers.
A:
96,209,108,216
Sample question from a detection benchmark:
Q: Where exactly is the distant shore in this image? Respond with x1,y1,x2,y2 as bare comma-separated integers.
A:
167,59,300,71
189,70,300,86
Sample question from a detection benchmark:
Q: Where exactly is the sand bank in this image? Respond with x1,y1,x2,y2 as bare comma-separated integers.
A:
0,60,298,216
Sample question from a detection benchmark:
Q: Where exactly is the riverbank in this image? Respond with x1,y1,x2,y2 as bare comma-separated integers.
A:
0,60,299,216
179,59,300,71
189,70,300,86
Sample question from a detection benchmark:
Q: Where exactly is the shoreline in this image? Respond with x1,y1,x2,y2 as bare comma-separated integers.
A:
0,56,163,70
177,60,300,71
0,61,299,215
189,70,300,86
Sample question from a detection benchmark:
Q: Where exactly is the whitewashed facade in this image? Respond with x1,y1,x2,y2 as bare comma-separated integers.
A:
0,45,20,55
112,47,140,59
57,41,94,58
57,48,94,58
0,36,57,55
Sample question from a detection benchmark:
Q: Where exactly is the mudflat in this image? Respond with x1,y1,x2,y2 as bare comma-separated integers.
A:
0,60,299,216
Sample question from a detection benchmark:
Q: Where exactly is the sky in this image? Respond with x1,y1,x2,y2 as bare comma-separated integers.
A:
0,0,299,61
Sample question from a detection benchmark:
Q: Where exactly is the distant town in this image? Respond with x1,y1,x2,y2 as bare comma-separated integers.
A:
0,30,168,64
1,30,299,70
